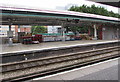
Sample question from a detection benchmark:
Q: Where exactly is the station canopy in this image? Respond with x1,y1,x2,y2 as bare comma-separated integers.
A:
0,4,120,26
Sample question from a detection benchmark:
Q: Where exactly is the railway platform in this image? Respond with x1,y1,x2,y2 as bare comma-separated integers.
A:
1,40,119,64
1,40,119,54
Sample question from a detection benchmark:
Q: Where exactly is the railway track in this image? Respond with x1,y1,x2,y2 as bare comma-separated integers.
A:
1,46,120,81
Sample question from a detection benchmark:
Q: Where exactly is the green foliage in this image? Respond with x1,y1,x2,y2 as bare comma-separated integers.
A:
69,4,120,18
31,26,47,35
66,26,88,35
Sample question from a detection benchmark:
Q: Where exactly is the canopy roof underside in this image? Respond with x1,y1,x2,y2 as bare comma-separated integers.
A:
0,5,119,26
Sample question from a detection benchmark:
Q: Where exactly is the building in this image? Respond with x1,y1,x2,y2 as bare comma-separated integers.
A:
0,25,15,37
47,26,62,33
0,25,31,37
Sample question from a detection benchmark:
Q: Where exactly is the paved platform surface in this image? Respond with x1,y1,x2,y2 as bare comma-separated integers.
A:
1,40,119,54
74,65,118,80
33,58,119,80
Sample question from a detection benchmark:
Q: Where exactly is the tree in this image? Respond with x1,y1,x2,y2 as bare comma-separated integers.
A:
68,4,120,18
31,26,47,34
66,26,88,35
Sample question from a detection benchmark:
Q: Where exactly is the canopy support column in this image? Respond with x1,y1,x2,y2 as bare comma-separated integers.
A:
93,24,97,40
117,28,119,39
62,24,65,42
9,23,11,31
8,19,13,46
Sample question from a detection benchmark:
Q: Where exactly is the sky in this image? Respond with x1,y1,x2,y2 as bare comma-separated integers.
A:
0,0,119,13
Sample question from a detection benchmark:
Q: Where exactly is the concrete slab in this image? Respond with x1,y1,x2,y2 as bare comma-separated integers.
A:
75,65,118,80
